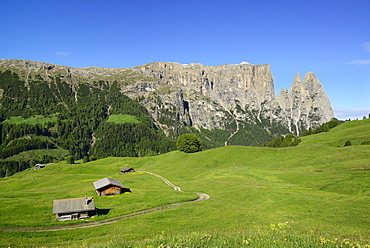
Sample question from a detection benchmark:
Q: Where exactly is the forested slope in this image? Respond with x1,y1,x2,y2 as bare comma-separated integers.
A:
0,69,175,176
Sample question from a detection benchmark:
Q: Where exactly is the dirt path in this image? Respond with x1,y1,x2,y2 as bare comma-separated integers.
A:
1,171,209,232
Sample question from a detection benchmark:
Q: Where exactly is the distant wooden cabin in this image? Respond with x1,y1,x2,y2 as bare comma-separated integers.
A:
52,197,96,221
121,167,135,173
34,164,45,170
93,177,125,196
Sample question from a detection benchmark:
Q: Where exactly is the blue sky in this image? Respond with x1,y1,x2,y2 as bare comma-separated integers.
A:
1,0,369,120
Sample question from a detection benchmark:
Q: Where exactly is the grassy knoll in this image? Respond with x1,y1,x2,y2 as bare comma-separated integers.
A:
0,119,369,247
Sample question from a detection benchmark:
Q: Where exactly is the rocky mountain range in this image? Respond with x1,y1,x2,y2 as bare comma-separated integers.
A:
130,62,334,137
0,59,334,147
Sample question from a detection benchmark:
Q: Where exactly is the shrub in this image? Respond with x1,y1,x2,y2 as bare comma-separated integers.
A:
66,155,74,164
344,140,352,147
262,134,301,148
176,133,204,153
83,156,90,163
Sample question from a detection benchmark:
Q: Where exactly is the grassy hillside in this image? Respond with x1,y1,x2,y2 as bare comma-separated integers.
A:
301,118,370,147
0,119,369,247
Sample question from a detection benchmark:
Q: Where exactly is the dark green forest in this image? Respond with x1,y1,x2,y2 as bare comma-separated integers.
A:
0,70,175,176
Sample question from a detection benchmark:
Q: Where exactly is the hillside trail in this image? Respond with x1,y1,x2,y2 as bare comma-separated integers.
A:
0,171,209,232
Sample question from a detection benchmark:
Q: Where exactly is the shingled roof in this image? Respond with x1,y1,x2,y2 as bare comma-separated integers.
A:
52,197,95,214
120,167,134,173
93,177,124,190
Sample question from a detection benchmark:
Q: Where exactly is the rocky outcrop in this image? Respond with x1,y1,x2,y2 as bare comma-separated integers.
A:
124,62,277,130
126,62,334,136
277,72,333,134
0,59,334,140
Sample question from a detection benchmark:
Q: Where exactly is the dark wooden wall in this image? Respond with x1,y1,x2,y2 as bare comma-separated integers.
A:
98,186,122,196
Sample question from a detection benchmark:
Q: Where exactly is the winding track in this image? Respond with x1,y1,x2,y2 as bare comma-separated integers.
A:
1,171,209,232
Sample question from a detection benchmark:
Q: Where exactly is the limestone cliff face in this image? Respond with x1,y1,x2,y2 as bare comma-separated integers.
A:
0,59,334,139
125,62,278,131
126,62,334,136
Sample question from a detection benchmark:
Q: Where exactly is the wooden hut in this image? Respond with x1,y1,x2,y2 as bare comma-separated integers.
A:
120,167,135,173
52,197,96,221
93,177,124,196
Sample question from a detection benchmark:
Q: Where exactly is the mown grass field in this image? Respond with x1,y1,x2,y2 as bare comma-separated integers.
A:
0,119,369,247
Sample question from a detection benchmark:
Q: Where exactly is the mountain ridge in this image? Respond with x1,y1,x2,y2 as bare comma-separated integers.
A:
130,61,334,136
0,59,334,143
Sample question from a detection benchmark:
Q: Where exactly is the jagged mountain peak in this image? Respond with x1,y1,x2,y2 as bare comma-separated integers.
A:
302,72,322,89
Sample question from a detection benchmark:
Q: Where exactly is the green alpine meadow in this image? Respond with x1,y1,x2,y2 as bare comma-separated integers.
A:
2,0,369,246
0,118,369,247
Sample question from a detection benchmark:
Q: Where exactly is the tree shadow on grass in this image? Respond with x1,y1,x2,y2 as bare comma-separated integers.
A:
122,188,132,193
97,208,111,215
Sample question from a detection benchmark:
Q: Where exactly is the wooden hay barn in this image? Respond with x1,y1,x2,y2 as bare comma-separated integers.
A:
121,167,135,173
52,197,96,221
93,177,125,196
